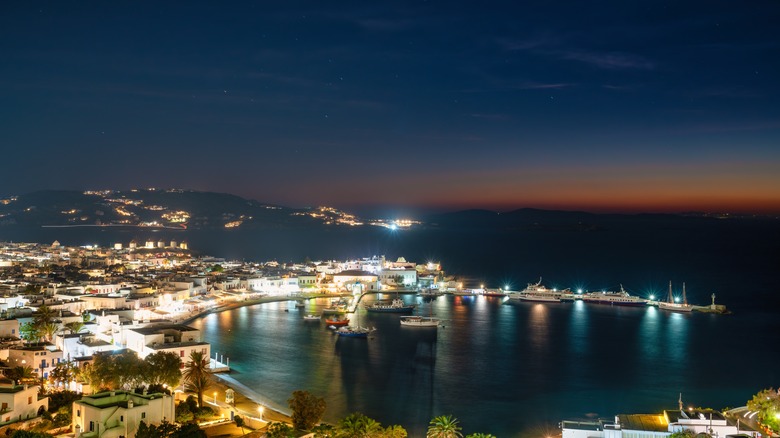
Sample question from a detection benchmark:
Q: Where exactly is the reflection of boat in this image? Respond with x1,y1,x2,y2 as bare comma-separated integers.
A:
658,281,693,312
581,285,647,307
507,279,563,302
365,298,415,313
324,316,350,326
295,300,306,308
400,316,441,327
451,289,474,296
303,314,320,321
322,305,347,314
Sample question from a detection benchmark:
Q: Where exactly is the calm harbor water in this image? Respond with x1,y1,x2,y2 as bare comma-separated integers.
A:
189,295,780,437
2,221,779,436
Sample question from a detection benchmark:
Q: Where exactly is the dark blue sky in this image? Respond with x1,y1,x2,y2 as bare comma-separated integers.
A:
2,1,779,213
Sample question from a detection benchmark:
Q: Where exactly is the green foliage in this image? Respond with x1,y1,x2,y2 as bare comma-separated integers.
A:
19,322,42,343
234,415,246,434
48,362,78,388
266,422,296,438
5,366,37,385
52,405,72,427
81,350,145,390
427,415,463,438
668,431,696,438
183,350,212,408
64,321,85,334
383,424,409,438
465,434,497,438
311,423,335,437
210,264,224,272
8,431,54,438
135,420,206,438
288,390,327,431
143,351,183,388
747,387,780,432
335,412,383,438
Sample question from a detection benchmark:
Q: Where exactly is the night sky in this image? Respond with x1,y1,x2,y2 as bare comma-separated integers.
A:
2,2,779,214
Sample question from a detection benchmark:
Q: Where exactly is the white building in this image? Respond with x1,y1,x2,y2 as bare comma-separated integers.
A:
0,378,48,424
124,324,210,367
72,390,174,437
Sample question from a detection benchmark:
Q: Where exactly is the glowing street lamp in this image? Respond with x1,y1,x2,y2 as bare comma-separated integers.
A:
213,391,218,404
258,406,265,420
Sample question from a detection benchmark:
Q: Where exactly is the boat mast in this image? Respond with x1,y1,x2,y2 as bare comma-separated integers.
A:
668,281,673,304
682,282,687,306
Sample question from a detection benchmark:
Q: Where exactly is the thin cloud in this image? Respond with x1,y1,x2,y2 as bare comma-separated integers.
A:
559,50,655,70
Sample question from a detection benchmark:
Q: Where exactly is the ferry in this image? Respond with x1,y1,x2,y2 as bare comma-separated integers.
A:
507,279,567,302
581,285,647,307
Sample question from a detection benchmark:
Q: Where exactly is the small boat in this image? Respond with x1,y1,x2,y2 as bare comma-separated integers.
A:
658,281,693,312
481,288,507,298
365,298,415,313
336,326,372,338
325,317,350,326
400,316,441,328
418,289,444,298
303,314,320,321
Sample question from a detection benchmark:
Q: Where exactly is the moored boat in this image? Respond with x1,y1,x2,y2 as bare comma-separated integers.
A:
482,288,507,297
658,281,693,312
325,316,350,326
400,316,441,327
303,314,320,321
581,285,647,307
507,279,564,302
336,326,372,338
365,298,415,313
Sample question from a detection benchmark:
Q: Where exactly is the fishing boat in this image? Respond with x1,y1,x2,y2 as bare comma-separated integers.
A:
581,285,647,307
418,288,444,298
365,297,415,313
303,314,320,321
658,281,693,312
324,316,350,326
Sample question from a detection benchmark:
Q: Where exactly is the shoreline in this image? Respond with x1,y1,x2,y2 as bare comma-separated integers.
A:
177,291,350,427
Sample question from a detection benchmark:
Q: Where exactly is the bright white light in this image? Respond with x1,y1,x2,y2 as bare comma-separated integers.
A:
577,289,583,294
504,285,509,291
389,224,397,230
674,297,680,303
649,294,655,300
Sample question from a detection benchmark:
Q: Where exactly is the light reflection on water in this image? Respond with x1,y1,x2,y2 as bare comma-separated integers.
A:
190,294,779,437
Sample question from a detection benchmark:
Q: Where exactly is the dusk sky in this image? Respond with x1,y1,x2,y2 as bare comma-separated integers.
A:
2,1,779,214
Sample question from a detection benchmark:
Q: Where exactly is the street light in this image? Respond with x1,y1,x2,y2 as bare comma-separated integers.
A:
213,391,217,404
258,406,265,420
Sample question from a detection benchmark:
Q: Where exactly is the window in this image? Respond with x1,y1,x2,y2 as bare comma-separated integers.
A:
180,350,184,357
141,412,146,419
77,409,80,417
1,403,7,410
89,421,94,432
27,397,32,405
120,415,124,422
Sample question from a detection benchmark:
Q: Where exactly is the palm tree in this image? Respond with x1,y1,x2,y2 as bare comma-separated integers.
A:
65,321,85,335
41,322,59,342
336,413,383,438
182,350,212,408
427,415,462,438
5,366,37,385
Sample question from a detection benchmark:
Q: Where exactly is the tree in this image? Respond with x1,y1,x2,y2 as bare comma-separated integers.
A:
335,413,383,438
81,350,145,390
143,351,183,388
5,366,37,385
234,415,246,434
266,422,296,438
48,362,78,388
747,388,780,433
383,424,409,438
19,322,42,343
668,431,696,438
427,415,463,438
136,420,206,438
64,321,85,335
288,390,327,431
8,431,54,438
182,350,212,408
40,322,59,342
